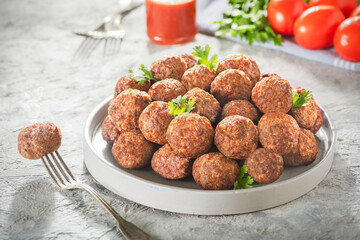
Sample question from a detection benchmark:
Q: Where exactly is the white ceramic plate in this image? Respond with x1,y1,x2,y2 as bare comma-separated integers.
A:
83,95,336,215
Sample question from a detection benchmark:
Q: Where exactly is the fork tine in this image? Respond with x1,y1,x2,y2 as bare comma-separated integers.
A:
84,39,101,58
73,37,93,60
54,151,76,181
49,152,72,183
42,154,65,187
103,39,108,57
115,38,123,55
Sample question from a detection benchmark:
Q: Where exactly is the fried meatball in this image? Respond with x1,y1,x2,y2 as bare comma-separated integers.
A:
150,56,187,81
101,115,120,144
283,129,318,166
258,112,300,155
215,115,258,160
114,75,151,98
291,92,323,134
245,148,284,184
181,65,217,91
252,75,293,114
148,79,186,102
166,113,214,159
108,89,151,132
220,100,260,123
210,69,252,106
112,130,155,169
216,54,261,86
151,144,192,180
139,101,174,145
179,53,197,69
18,122,62,159
184,87,221,124
192,152,240,190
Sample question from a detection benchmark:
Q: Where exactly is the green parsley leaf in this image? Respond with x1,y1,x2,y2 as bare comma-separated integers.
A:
233,165,254,189
292,90,313,109
192,44,218,70
214,0,283,46
129,64,157,85
168,95,196,116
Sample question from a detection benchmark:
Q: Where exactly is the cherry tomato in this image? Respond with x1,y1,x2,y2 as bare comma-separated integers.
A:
309,0,357,17
267,0,308,36
294,5,345,49
333,16,360,62
349,5,360,17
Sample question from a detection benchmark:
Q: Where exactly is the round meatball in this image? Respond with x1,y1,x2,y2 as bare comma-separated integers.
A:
179,53,197,69
101,115,120,144
210,69,252,105
258,112,300,155
184,87,221,124
151,144,192,180
193,152,240,190
114,75,151,98
252,75,293,114
18,122,62,159
216,54,261,86
108,89,151,132
139,101,174,145
221,100,260,123
148,79,186,102
112,130,155,169
215,115,258,160
245,148,284,184
150,56,187,81
283,129,318,166
181,65,216,91
291,90,323,134
166,113,214,159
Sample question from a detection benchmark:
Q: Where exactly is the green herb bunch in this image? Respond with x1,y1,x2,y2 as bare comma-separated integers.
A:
192,44,218,70
129,64,157,84
234,165,254,189
168,95,196,116
214,0,282,46
292,89,313,109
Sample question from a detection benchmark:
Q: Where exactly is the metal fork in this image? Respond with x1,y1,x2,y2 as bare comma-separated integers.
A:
73,1,143,58
41,151,152,240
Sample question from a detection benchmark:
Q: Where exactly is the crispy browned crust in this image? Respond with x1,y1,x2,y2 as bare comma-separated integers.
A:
283,129,318,166
181,65,216,92
179,53,197,69
166,113,214,159
148,79,186,102
210,69,252,105
193,152,240,190
150,56,187,81
18,122,62,159
139,101,174,145
245,148,284,184
114,75,151,98
220,99,260,123
151,144,192,180
112,130,155,169
258,112,300,155
291,97,323,134
252,75,293,114
184,87,221,124
108,89,151,132
216,54,260,86
101,115,120,144
215,115,258,160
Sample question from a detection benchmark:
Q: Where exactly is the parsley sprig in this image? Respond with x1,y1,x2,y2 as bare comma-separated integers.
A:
168,95,196,116
192,44,218,70
214,0,282,46
129,64,157,85
292,90,313,109
234,165,254,189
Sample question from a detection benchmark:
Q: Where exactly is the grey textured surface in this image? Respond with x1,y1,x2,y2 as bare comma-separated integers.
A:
0,0,360,239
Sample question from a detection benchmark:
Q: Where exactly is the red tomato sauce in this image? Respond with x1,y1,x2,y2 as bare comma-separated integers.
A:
146,0,197,45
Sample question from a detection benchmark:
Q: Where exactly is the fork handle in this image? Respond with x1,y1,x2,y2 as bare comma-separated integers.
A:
78,184,153,240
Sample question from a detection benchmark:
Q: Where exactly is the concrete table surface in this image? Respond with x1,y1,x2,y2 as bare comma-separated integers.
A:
1,0,359,239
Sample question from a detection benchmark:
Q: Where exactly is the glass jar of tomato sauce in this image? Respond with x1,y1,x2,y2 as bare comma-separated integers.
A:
146,0,198,45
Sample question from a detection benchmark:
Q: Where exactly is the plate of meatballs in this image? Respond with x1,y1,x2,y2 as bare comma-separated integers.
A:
84,47,336,215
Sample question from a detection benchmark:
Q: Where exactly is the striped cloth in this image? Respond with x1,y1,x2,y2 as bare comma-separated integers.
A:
196,0,360,72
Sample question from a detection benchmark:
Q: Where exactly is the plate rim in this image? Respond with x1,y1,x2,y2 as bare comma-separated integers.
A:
84,95,336,196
